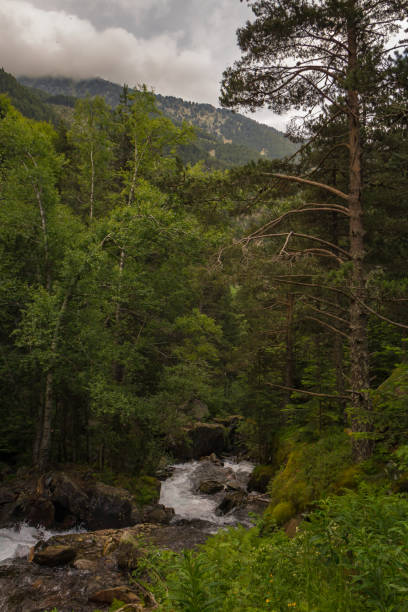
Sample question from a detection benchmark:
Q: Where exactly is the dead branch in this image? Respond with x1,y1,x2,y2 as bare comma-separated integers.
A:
270,173,349,201
267,382,350,400
305,315,350,339
305,303,350,327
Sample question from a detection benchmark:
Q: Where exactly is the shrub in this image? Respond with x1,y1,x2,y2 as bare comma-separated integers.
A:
145,487,408,611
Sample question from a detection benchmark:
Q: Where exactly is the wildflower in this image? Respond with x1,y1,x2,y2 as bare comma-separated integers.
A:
287,603,296,608
266,598,270,603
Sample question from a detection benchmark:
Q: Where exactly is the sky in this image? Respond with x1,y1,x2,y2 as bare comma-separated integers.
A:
0,0,290,130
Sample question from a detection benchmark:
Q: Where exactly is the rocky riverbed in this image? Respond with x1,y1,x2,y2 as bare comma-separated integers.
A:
0,455,268,611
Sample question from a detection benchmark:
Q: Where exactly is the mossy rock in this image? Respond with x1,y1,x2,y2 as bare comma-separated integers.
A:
268,431,352,514
133,475,161,506
264,500,296,526
116,534,147,571
333,465,361,492
247,465,275,493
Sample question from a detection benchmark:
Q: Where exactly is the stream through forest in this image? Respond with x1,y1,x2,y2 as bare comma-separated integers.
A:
0,457,255,564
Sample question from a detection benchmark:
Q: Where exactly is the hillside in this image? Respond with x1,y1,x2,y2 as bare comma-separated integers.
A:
18,75,297,165
0,69,57,123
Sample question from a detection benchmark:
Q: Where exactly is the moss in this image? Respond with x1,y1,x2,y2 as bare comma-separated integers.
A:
268,431,353,514
95,469,161,506
132,475,161,506
270,501,296,525
333,465,361,492
247,464,275,492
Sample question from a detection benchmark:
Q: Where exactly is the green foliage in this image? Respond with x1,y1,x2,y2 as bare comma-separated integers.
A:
95,468,160,506
248,464,275,492
268,431,353,513
146,488,408,611
373,363,408,445
0,68,56,122
17,74,296,167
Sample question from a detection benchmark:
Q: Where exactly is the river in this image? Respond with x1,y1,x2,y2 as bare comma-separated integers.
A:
0,457,254,563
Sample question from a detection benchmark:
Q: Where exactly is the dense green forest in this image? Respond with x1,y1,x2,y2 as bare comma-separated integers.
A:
1,0,408,609
18,75,297,167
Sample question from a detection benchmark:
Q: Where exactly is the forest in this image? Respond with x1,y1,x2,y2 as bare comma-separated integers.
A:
0,0,408,610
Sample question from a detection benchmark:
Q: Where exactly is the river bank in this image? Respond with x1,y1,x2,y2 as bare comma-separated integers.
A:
0,455,267,611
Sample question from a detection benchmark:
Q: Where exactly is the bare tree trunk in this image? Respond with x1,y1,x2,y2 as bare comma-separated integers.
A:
283,293,295,409
90,144,95,221
33,292,70,470
37,370,54,470
347,25,373,461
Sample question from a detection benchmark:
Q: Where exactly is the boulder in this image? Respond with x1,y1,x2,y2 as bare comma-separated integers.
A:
197,480,224,494
171,422,228,460
89,585,142,604
225,479,244,492
190,460,231,491
33,545,76,566
142,504,174,524
191,399,210,420
11,494,56,529
85,481,134,530
216,491,247,515
0,469,158,531
116,534,147,571
41,471,136,530
247,465,275,493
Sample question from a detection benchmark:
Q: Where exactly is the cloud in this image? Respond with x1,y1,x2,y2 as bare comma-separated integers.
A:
0,0,217,102
0,0,290,130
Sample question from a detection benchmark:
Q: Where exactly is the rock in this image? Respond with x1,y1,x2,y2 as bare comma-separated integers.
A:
116,534,147,571
0,486,15,505
191,399,210,420
217,491,247,515
73,558,99,571
89,585,142,604
12,495,56,528
247,465,275,493
86,481,134,530
115,605,147,612
0,522,208,611
194,460,229,480
156,464,175,481
209,452,224,465
41,471,135,530
170,422,228,460
225,479,244,492
142,504,174,524
197,479,224,494
32,545,76,566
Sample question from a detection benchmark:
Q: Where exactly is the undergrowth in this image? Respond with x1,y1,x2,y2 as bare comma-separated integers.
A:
139,486,408,611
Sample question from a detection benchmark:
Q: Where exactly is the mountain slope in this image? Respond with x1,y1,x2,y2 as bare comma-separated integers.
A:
0,69,57,123
18,76,297,164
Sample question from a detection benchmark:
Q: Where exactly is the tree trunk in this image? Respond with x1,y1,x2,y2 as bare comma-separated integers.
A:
347,24,373,460
283,293,295,408
37,370,54,470
33,291,71,469
90,144,95,220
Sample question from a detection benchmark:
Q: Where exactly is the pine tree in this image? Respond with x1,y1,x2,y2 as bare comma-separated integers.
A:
221,0,408,459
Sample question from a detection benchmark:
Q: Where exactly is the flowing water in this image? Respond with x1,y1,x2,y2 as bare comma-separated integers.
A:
159,457,254,525
0,523,83,563
0,457,254,562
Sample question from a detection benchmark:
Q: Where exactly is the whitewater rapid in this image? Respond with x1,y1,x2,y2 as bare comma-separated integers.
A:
0,524,83,563
0,457,254,562
159,458,254,525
